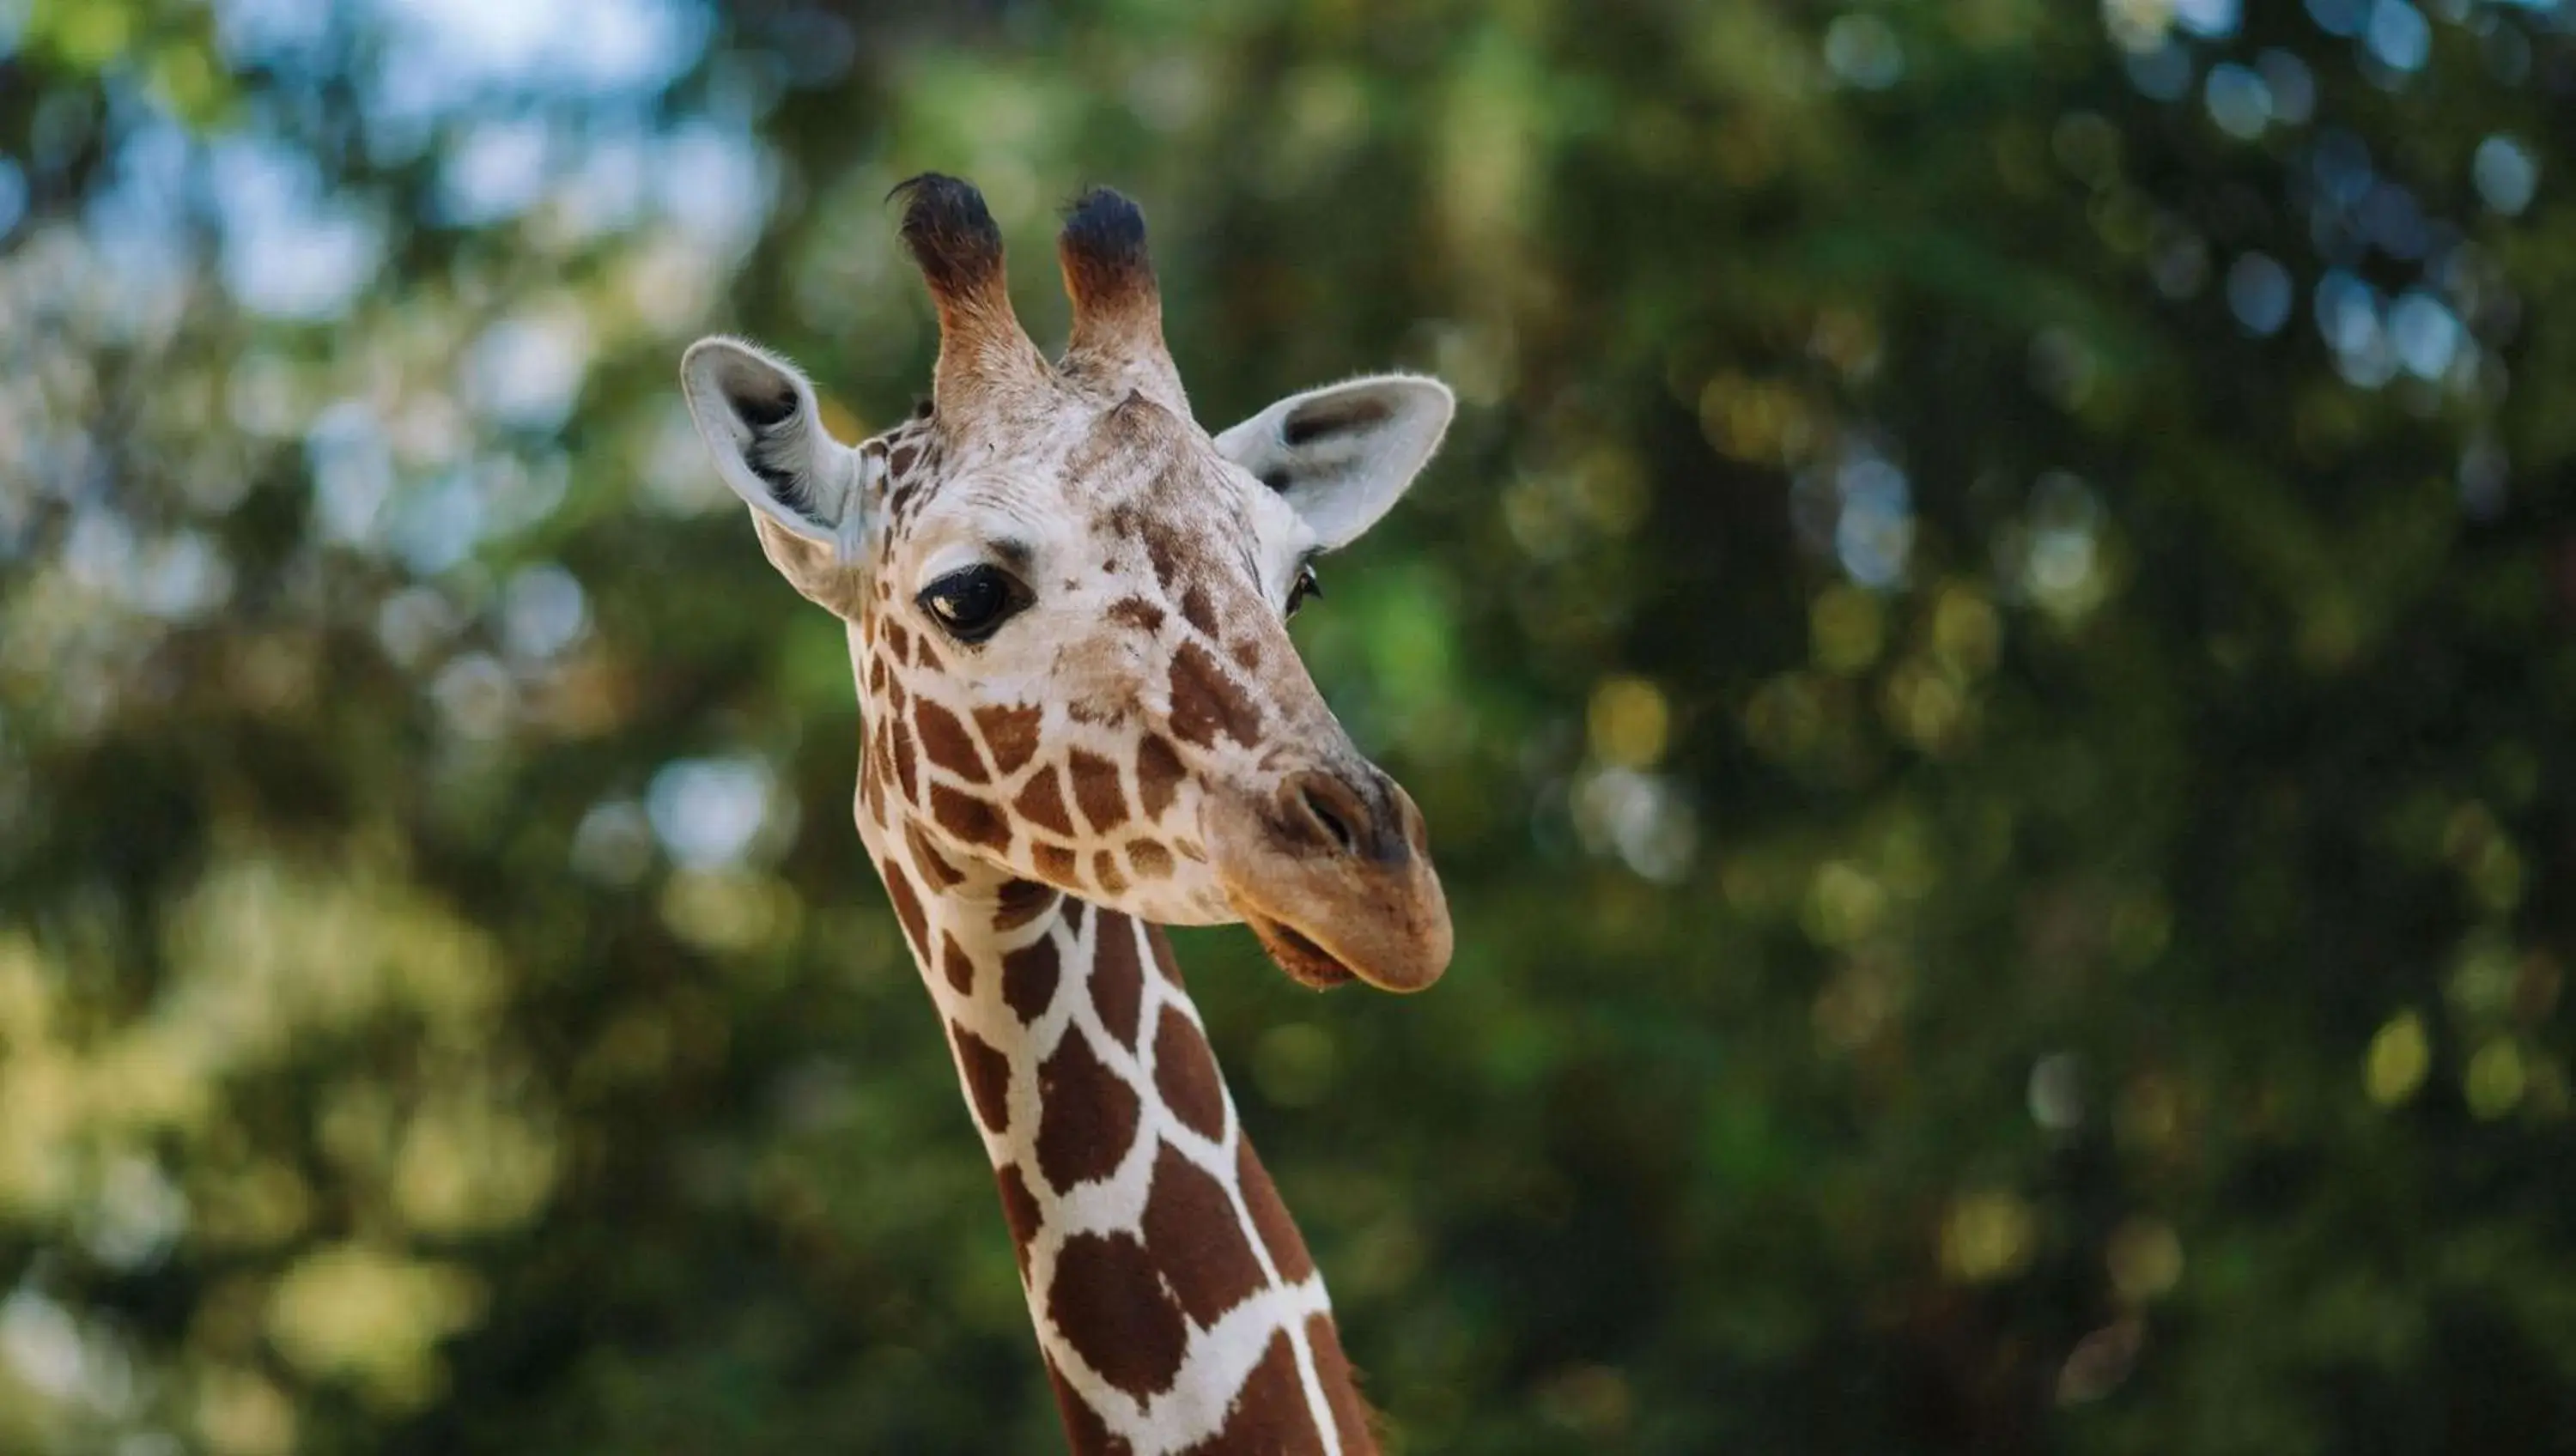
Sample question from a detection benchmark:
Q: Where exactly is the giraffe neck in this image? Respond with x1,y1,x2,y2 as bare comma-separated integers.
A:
866,832,1378,1454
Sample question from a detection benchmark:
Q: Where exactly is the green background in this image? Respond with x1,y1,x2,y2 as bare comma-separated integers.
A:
3,0,2573,1451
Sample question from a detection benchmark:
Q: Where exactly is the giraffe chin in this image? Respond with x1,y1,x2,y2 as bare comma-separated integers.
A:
1240,910,1360,990
1224,883,1449,994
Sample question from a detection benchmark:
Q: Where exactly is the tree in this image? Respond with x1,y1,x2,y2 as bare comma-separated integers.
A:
3,2,2572,1452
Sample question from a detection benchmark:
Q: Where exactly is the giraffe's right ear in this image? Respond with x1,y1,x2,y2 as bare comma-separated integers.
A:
681,337,872,561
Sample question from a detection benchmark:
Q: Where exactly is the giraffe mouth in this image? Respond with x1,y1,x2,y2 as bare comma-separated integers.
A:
1241,911,1358,990
1204,767,1452,993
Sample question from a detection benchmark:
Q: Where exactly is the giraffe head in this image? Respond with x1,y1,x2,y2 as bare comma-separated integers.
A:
682,175,1455,992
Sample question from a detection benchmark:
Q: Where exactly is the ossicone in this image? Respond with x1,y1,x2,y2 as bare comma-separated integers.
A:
1057,186,1154,314
887,172,1050,422
1055,185,1183,409
890,173,1007,300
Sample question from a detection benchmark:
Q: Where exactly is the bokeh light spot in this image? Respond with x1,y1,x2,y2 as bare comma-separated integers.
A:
2363,0,2430,72
2465,1040,2527,1119
2366,1011,2430,1106
1824,15,1906,90
1942,1190,2036,1283
2029,1053,2086,1131
1588,676,1673,769
2106,1218,2184,1302
647,756,777,870
2203,63,2273,138
2472,134,2539,215
1810,587,1886,675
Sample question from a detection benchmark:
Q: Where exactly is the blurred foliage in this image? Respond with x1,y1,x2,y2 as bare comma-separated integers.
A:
3,0,2575,1452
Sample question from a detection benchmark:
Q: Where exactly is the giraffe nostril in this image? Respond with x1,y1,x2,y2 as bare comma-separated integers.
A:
1281,767,1412,864
1300,784,1357,854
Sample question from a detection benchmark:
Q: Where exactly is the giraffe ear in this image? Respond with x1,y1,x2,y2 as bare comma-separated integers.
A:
681,337,871,560
1214,374,1455,549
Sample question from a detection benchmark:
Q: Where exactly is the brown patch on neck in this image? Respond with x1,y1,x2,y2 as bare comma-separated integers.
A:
1002,931,1061,1023
1235,1139,1315,1283
939,932,975,995
1091,911,1145,1052
993,877,1061,931
881,858,930,959
1034,1030,1139,1192
1048,1231,1187,1400
1172,1329,1323,1456
1145,925,1185,986
1139,1141,1266,1325
950,1020,1012,1135
1304,1313,1381,1453
995,1162,1042,1277
1046,1359,1137,1456
1152,1004,1227,1142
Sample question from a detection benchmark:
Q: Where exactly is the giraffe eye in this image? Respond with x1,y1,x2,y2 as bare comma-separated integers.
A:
919,564,1028,643
1285,561,1323,619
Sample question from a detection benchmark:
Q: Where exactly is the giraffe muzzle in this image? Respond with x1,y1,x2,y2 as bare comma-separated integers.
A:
1205,763,1453,994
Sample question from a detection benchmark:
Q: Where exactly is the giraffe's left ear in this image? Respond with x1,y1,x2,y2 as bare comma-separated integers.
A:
1215,374,1455,549
681,337,872,561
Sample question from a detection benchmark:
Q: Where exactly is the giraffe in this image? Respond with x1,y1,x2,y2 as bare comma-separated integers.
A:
677,174,1455,1453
